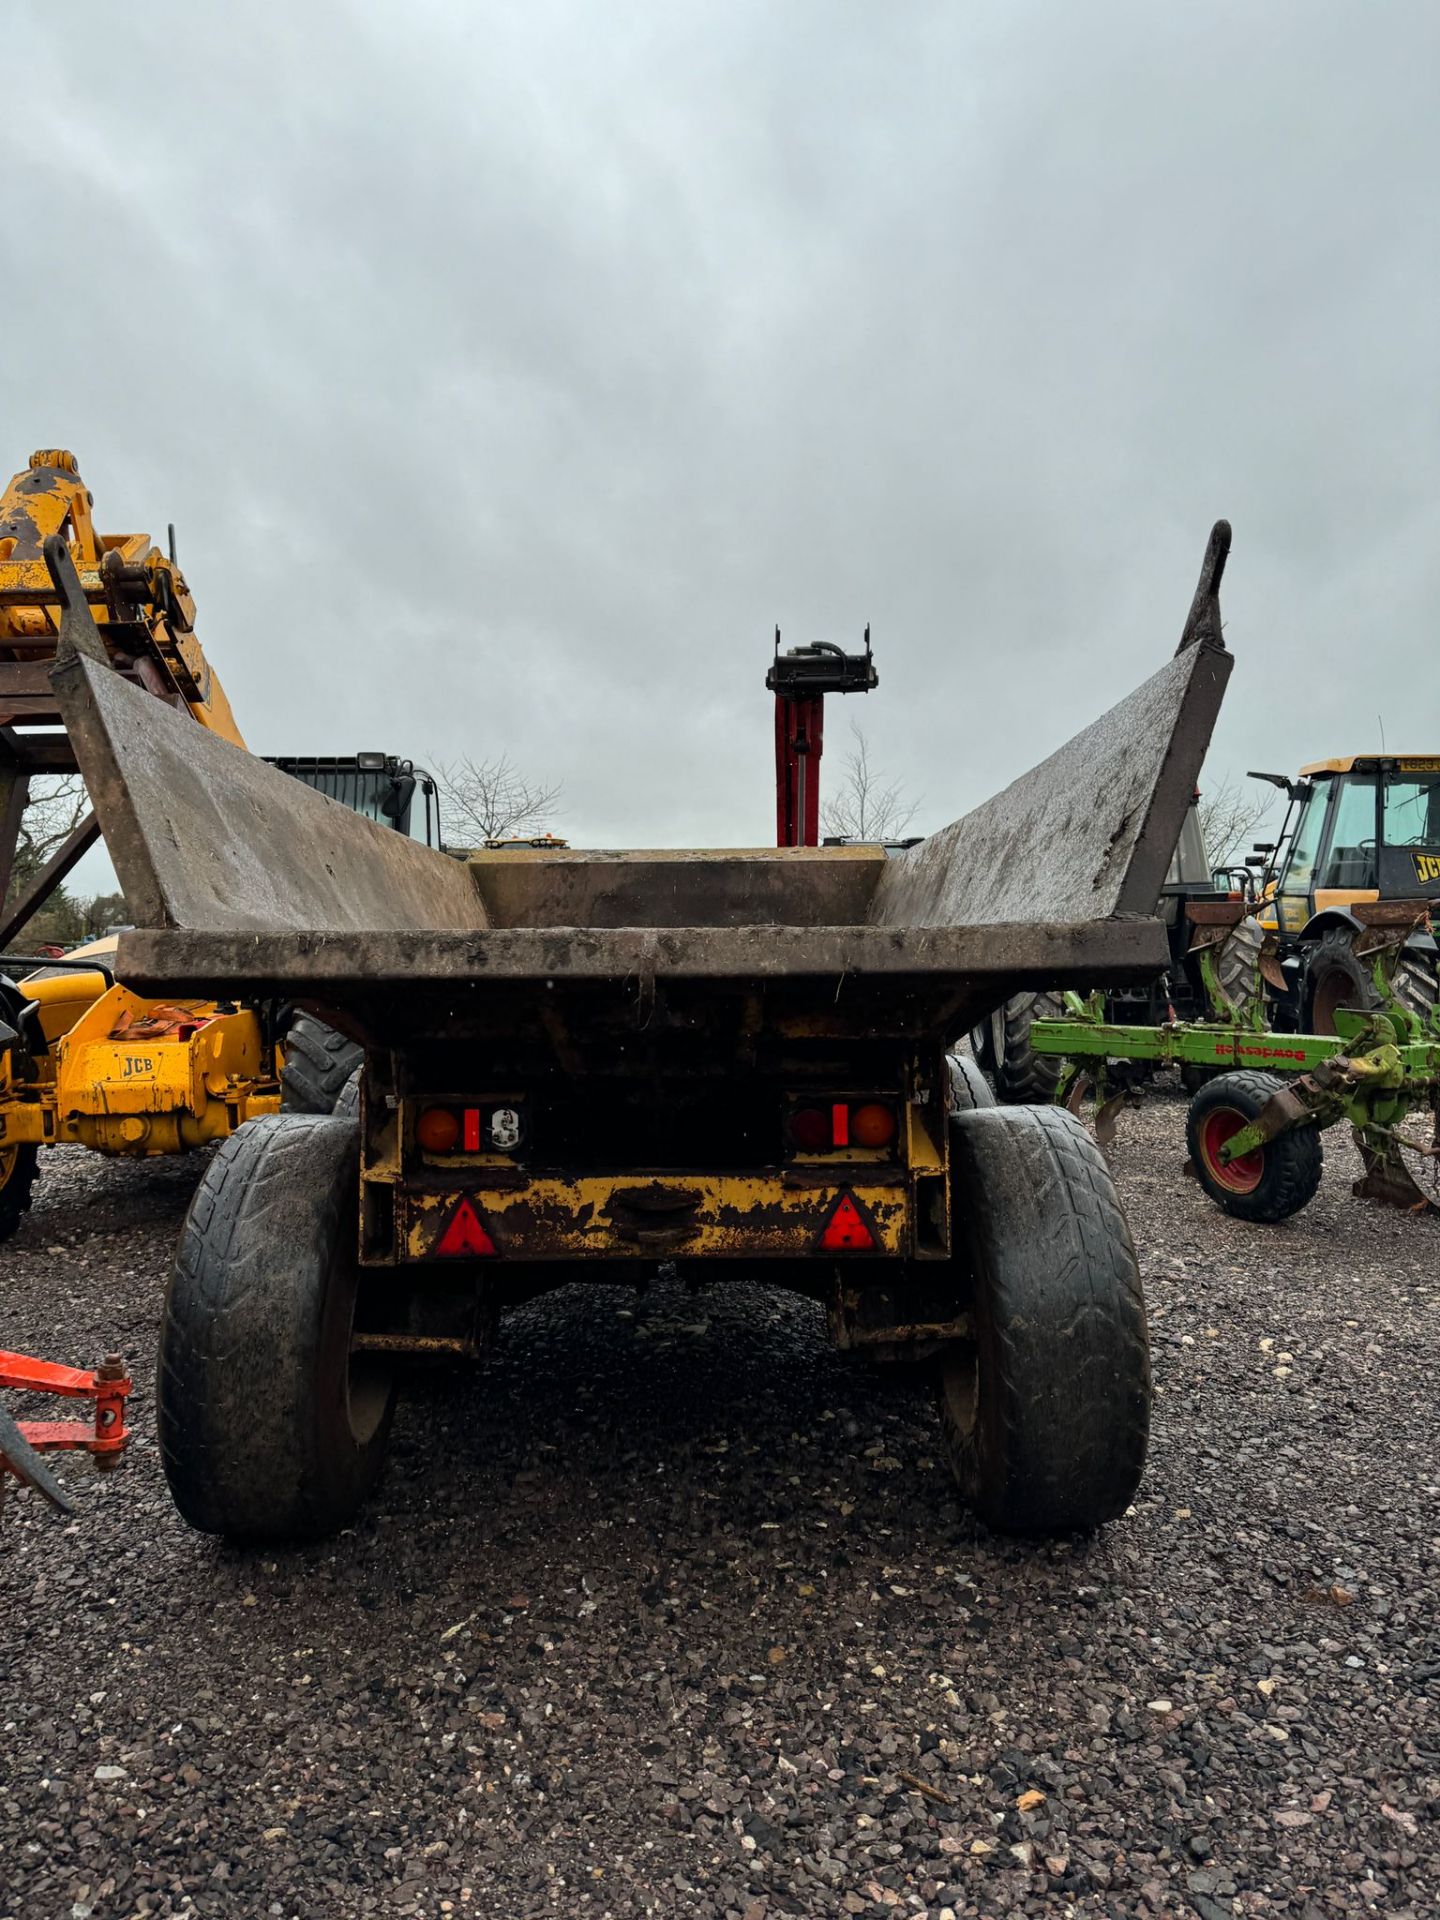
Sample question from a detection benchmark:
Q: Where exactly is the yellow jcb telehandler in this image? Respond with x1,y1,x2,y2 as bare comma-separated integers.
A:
0,450,437,1239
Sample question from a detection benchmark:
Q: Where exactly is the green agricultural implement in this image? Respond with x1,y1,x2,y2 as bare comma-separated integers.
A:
1028,901,1440,1222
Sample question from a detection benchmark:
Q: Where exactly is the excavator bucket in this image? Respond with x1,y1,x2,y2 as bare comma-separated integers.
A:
50,525,1234,1055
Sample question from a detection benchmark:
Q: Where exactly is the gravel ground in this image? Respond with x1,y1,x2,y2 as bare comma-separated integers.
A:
2,1094,1438,1920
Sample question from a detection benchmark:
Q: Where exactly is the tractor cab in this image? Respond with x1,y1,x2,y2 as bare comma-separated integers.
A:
1256,756,1440,936
1250,756,1440,1031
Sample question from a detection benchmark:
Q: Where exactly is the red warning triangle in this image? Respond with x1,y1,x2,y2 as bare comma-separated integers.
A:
819,1191,876,1252
435,1198,497,1258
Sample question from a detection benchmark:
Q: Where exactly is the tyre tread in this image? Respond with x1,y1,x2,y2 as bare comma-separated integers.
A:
940,1104,1149,1532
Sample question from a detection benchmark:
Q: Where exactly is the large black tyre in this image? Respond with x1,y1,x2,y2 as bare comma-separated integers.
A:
935,1105,1150,1533
332,1068,362,1119
280,1012,365,1115
1213,914,1268,1016
946,1052,997,1113
0,1143,40,1244
968,1011,998,1073
1303,928,1437,1036
1185,1070,1323,1222
157,1112,395,1541
990,992,1065,1103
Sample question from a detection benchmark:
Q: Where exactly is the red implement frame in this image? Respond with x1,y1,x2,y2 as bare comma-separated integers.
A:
0,1350,132,1516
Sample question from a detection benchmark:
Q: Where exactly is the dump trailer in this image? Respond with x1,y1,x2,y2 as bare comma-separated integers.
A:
51,524,1234,1543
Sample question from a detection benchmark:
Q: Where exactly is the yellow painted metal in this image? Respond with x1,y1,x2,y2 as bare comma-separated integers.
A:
1313,887,1380,915
1298,754,1440,776
0,449,245,746
0,448,291,1171
0,983,280,1156
23,968,110,1044
399,1171,912,1262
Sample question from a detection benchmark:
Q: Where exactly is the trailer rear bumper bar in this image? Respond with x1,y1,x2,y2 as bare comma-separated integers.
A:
380,1169,927,1263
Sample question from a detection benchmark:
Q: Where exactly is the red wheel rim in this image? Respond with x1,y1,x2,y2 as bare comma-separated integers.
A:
1198,1108,1264,1193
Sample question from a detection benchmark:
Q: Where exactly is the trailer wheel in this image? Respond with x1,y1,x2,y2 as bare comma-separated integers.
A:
0,1143,39,1244
936,1105,1150,1533
991,993,1065,1103
281,1011,365,1114
158,1112,394,1540
1186,1070,1323,1221
946,1053,996,1113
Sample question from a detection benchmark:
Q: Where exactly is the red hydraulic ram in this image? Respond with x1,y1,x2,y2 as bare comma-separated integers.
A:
767,629,878,847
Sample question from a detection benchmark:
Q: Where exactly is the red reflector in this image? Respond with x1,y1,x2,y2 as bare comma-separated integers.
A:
435,1198,496,1258
463,1107,482,1152
820,1191,875,1252
831,1103,849,1148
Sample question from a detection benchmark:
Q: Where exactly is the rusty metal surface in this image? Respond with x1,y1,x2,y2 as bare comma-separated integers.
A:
1186,900,1251,929
53,640,488,935
399,1171,912,1261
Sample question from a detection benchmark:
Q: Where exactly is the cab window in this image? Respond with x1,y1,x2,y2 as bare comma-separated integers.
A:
1382,773,1440,847
1318,775,1378,889
1277,781,1326,904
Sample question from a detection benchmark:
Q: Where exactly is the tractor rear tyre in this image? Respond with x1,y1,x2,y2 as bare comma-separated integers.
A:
968,1010,999,1073
157,1112,395,1541
281,1011,365,1114
946,1053,996,1113
989,992,1065,1103
1186,1070,1324,1222
935,1105,1150,1533
0,1143,39,1244
1304,928,1437,1036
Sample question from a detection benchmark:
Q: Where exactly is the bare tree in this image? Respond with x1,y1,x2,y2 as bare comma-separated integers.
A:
433,754,563,846
820,725,919,843
1198,775,1275,869
4,775,89,902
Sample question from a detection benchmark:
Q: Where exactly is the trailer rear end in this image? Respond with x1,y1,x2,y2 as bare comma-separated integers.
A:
51,524,1235,1544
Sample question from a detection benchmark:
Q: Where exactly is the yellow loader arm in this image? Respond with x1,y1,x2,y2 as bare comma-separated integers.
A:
0,448,243,746
0,448,243,945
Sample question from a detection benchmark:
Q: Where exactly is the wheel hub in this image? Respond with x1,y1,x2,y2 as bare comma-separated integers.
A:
1198,1107,1264,1193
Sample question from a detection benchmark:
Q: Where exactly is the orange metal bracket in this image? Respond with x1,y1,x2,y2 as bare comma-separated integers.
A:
0,1350,132,1516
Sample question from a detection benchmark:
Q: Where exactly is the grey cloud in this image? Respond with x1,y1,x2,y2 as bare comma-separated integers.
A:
5,0,1436,879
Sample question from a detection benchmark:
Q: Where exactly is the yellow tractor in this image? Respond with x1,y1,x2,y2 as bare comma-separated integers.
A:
0,451,435,1238
1249,755,1440,1032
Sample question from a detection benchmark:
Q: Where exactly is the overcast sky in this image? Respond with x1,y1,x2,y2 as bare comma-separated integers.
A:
6,0,1437,896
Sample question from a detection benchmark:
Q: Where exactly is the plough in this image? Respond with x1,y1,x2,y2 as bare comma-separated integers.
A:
1028,901,1440,1220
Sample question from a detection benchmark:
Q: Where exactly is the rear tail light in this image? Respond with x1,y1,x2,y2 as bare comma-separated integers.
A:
850,1102,896,1148
787,1099,898,1153
416,1106,460,1153
788,1106,831,1152
416,1103,525,1154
